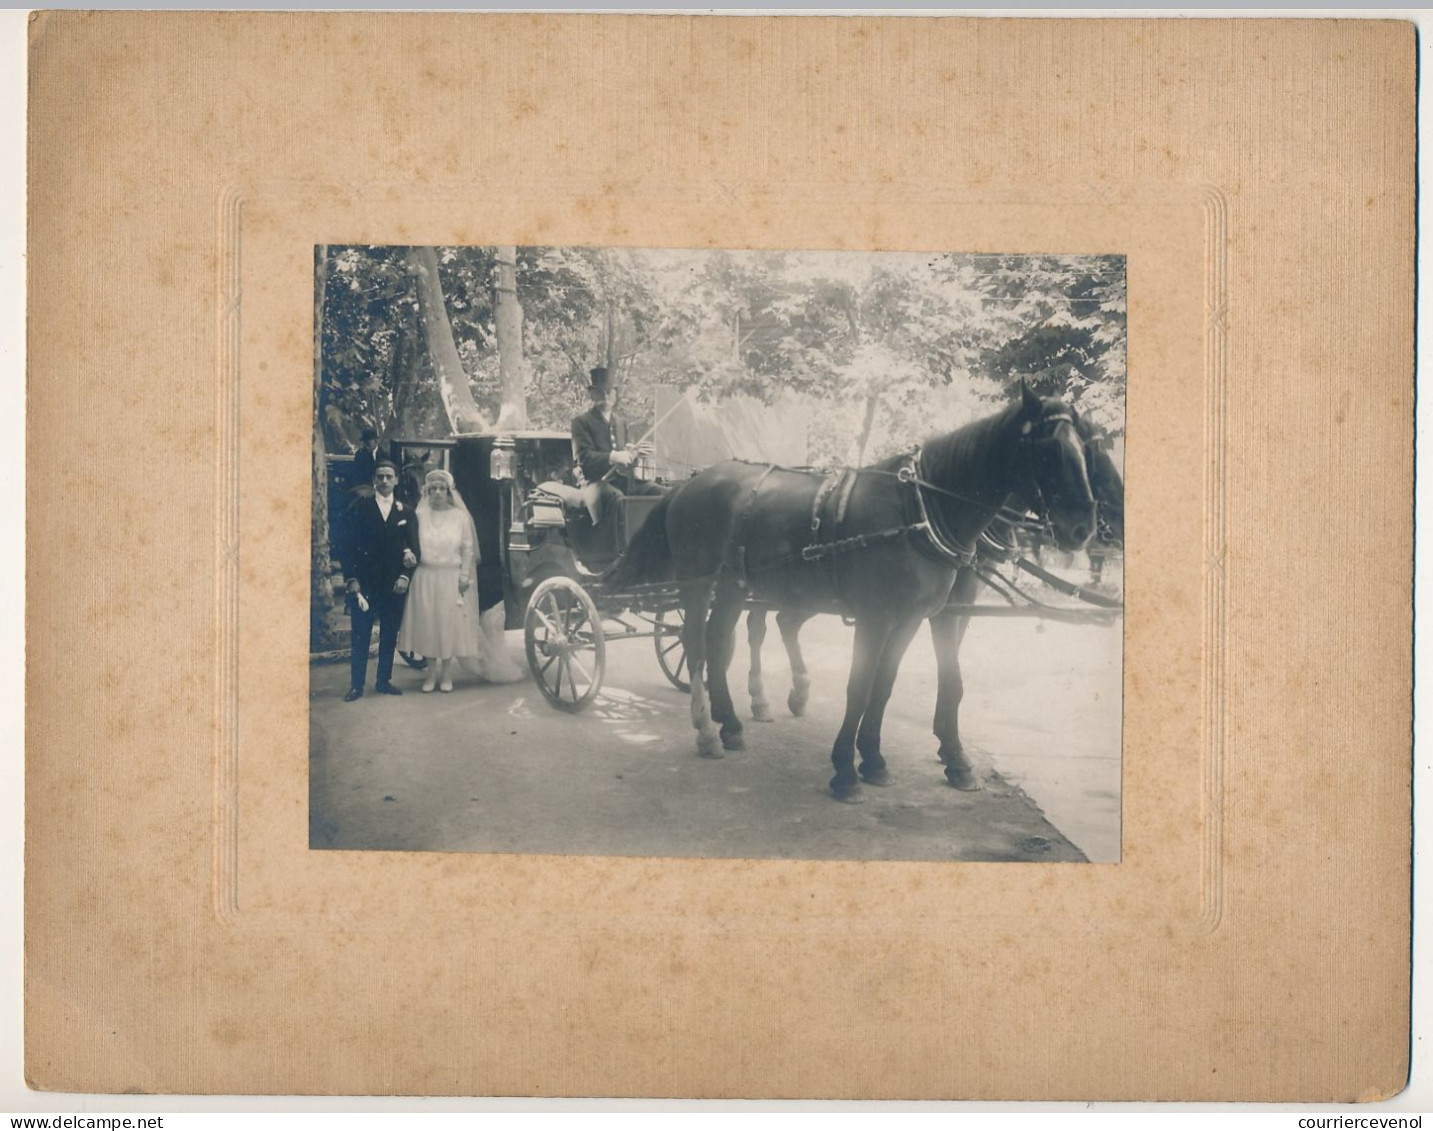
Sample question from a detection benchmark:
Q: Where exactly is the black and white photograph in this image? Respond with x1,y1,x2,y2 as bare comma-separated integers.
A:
309,244,1126,863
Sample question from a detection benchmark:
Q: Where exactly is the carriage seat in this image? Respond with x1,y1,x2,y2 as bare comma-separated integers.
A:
534,481,588,509
529,481,589,527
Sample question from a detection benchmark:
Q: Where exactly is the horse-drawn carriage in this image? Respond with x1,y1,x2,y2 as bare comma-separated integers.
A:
391,389,1123,801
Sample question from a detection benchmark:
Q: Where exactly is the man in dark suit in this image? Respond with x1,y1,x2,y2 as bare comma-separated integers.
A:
339,459,420,700
571,366,660,524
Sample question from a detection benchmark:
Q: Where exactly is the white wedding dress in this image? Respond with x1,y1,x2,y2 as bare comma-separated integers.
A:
397,505,523,684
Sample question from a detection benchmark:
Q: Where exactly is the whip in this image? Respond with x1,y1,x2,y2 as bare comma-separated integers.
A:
598,389,693,483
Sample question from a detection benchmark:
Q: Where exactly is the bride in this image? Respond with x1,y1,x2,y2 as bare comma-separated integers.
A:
397,468,522,691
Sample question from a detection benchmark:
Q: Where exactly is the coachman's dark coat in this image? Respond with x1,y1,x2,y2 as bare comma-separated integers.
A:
571,406,633,491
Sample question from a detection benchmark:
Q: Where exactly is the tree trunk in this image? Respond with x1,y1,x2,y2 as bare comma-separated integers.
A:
390,306,448,440
604,296,622,407
854,389,880,466
311,245,335,651
406,246,489,433
493,246,528,429
845,293,876,465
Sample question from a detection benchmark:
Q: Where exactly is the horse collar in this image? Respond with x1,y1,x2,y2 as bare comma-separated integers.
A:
907,450,978,568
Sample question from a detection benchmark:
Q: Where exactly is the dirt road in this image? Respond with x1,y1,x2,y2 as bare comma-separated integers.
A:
310,611,1121,863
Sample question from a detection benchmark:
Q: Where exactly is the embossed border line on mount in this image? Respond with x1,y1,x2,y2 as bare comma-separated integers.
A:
209,182,1229,931
213,186,243,924
1198,184,1229,934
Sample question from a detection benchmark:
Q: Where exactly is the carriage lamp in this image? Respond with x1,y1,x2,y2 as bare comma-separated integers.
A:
490,435,517,480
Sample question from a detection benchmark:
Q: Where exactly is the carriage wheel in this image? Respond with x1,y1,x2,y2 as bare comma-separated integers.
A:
654,608,690,692
524,576,606,713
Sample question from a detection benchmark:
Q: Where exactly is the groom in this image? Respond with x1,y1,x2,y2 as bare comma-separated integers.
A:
340,459,420,700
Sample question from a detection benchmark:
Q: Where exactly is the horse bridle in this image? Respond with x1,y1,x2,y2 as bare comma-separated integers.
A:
1015,408,1094,523
900,407,1093,555
1080,429,1124,550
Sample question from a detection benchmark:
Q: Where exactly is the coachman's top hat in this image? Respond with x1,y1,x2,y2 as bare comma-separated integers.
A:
587,367,614,394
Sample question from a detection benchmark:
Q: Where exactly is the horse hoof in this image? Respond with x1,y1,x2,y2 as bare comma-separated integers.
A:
945,769,980,792
721,730,746,751
860,768,894,787
697,730,723,760
751,704,774,723
698,748,726,760
831,774,859,802
787,692,807,717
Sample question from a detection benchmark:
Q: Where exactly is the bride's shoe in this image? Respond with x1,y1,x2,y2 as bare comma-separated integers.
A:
421,674,437,693
439,677,454,693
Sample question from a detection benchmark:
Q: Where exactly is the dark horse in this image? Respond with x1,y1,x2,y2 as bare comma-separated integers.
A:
607,387,1097,802
741,412,1124,763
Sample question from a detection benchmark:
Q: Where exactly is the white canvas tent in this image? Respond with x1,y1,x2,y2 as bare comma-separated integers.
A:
651,385,810,479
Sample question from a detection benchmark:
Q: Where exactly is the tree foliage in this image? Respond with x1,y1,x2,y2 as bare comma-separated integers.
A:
316,246,1127,465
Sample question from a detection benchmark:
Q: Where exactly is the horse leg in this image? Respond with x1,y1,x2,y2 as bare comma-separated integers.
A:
777,609,814,717
746,609,774,722
931,570,980,790
854,616,924,787
704,588,747,751
681,584,723,760
829,617,892,803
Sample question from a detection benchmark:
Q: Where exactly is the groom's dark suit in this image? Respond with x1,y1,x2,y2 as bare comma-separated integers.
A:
340,493,420,693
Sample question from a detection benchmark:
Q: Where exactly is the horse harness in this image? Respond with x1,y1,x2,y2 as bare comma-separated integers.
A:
724,409,1095,594
722,452,984,597
805,452,984,567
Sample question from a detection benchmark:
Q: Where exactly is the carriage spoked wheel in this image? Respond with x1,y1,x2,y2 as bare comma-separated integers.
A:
653,609,690,692
524,577,606,713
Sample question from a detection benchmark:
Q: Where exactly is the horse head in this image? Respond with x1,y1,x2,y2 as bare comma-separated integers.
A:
1010,384,1097,553
1078,419,1125,550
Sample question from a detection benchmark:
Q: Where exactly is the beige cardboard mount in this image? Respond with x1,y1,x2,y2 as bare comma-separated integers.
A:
25,13,1413,1100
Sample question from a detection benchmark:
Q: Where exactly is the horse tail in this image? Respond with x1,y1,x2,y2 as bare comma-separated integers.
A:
603,491,676,589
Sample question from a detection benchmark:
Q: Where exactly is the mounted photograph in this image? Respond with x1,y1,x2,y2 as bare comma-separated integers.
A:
309,244,1126,862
